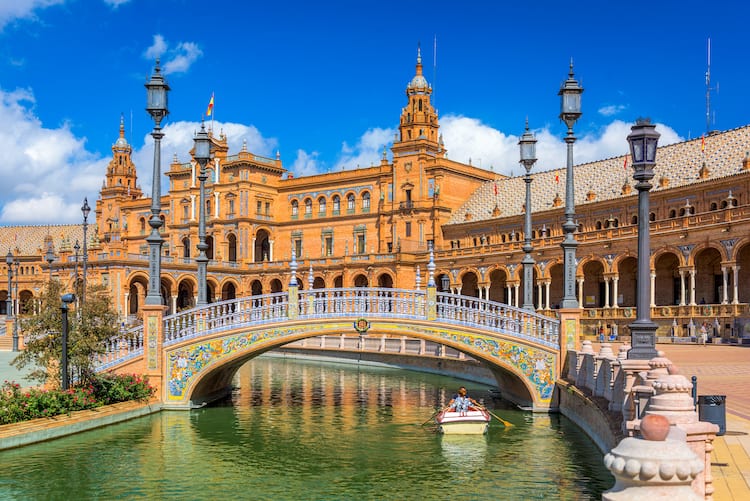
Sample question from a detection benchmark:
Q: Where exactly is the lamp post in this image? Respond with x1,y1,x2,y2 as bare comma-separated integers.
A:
60,293,75,390
73,240,80,294
558,61,584,309
519,120,537,311
194,121,211,306
5,249,12,323
8,252,21,351
144,59,170,305
81,198,90,303
441,275,450,293
626,119,660,360
45,243,55,282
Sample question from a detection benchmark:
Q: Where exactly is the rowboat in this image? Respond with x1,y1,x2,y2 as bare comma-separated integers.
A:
435,408,491,434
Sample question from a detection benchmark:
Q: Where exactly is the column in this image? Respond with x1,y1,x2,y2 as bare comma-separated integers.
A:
604,277,611,308
544,281,551,310
721,267,729,304
269,240,274,262
214,192,220,218
577,278,584,306
513,284,519,307
612,277,619,308
732,265,740,304
506,285,512,305
689,269,696,306
650,272,656,308
679,270,686,306
190,194,196,220
537,283,543,311
171,296,177,315
251,237,256,262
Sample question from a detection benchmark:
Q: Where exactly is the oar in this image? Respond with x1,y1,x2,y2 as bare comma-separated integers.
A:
476,405,513,427
421,407,448,426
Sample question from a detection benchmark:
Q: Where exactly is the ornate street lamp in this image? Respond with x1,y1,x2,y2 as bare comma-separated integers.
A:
73,240,80,294
5,250,12,325
440,274,450,293
5,251,21,351
519,119,537,311
194,121,211,306
626,119,660,360
45,243,55,282
81,198,90,303
558,60,583,309
144,59,170,305
60,293,75,390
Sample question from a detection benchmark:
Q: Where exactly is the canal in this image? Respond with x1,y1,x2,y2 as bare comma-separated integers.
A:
0,357,613,500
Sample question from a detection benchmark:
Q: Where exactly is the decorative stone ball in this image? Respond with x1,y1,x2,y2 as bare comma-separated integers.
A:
668,363,680,375
641,414,671,441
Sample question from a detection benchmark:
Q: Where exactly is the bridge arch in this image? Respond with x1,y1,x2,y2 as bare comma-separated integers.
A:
166,318,554,411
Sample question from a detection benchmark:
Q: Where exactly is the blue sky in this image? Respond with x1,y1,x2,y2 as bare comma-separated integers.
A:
0,0,747,225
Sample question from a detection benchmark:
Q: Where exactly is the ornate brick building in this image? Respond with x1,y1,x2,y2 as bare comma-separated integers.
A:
2,51,750,349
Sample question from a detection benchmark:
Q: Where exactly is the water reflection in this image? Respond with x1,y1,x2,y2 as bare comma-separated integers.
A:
0,357,613,500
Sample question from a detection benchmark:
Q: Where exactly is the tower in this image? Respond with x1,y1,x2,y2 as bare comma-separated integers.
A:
391,46,443,158
101,114,142,200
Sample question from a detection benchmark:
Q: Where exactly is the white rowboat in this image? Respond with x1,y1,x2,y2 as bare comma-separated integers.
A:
435,408,491,434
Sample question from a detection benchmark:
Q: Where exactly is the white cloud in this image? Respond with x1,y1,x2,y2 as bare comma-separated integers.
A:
144,34,167,60
0,0,64,31
291,150,320,177
103,0,130,8
333,127,394,171
143,35,202,74
0,87,107,224
598,104,627,117
439,115,683,176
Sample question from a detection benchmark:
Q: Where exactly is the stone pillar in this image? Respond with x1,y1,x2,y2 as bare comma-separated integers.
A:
559,308,582,370
536,282,542,310
732,265,740,304
612,277,619,308
679,270,686,306
721,267,729,304
604,276,611,308
603,414,704,500
645,373,719,499
513,284,519,307
544,281,551,310
577,278,584,306
142,303,167,403
650,271,656,308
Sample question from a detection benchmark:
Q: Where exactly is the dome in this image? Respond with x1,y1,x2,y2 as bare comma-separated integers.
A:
410,74,428,88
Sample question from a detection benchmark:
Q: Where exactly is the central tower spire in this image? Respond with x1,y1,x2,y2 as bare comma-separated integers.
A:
392,45,442,158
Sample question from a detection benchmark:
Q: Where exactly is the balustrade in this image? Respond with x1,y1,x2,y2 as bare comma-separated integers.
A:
95,287,560,369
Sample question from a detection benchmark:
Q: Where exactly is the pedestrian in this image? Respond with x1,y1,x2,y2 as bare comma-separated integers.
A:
699,322,708,346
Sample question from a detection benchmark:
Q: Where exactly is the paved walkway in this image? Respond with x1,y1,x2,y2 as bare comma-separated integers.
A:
0,350,36,387
657,344,750,500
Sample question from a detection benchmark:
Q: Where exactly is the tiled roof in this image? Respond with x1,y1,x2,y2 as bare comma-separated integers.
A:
447,125,750,224
0,224,84,257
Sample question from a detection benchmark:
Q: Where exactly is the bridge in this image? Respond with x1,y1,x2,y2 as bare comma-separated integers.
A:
96,286,563,411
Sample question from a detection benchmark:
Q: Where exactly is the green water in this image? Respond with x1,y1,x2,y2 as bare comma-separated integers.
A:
0,358,613,500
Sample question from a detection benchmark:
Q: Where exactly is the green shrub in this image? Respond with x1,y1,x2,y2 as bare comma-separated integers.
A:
0,374,155,425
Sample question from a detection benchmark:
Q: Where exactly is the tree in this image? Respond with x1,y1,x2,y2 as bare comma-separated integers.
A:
12,281,120,387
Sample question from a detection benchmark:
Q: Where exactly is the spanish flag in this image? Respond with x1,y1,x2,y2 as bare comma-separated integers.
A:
206,93,214,117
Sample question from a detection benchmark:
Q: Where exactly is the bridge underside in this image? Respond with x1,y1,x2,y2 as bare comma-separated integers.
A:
160,319,558,411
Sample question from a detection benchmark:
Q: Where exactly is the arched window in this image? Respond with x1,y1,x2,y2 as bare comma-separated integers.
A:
347,194,355,212
669,209,676,218
291,200,299,217
318,196,327,215
304,198,312,216
362,192,370,211
332,195,341,214
649,212,656,222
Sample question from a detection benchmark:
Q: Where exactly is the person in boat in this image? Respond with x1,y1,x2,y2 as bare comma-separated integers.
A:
447,387,479,413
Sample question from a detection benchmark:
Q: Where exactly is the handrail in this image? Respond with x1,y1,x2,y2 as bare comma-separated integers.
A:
95,288,560,370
